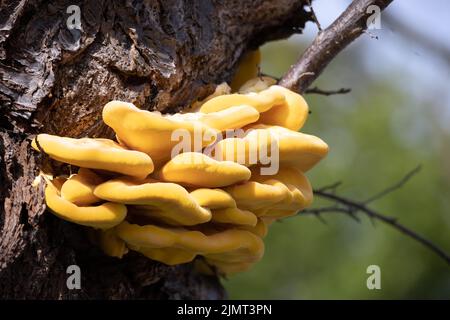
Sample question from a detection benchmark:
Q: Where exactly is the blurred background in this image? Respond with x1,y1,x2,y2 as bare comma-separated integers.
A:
225,0,450,299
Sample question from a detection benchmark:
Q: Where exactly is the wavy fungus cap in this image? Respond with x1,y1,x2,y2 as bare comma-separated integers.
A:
215,124,329,172
102,101,217,166
32,134,154,179
60,168,103,206
156,152,251,188
115,221,264,270
94,177,212,226
45,178,127,229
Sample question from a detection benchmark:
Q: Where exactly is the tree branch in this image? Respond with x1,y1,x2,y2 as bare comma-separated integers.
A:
363,165,422,204
279,0,394,93
304,86,351,96
308,190,450,265
305,0,322,32
301,167,450,264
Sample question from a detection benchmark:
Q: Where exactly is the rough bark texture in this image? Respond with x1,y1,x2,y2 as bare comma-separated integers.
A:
0,0,310,299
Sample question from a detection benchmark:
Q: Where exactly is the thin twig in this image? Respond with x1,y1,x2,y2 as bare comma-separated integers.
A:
305,0,322,32
310,190,450,265
302,206,361,223
364,165,422,204
279,0,394,93
316,181,342,193
304,86,351,96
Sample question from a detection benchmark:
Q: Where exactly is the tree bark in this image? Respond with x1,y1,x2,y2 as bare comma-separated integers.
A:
0,0,310,299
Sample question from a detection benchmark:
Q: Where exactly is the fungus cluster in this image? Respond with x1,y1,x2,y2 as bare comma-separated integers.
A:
31,57,328,274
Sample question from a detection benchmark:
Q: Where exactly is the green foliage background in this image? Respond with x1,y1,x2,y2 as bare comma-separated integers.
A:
224,39,450,299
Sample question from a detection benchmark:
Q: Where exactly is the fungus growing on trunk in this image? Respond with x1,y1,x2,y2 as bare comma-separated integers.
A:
31,75,328,275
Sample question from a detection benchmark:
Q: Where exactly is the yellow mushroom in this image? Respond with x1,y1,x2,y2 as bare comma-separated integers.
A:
130,246,197,265
238,218,270,238
238,76,277,94
256,85,309,131
250,166,314,218
199,86,285,114
227,167,313,218
211,207,258,226
97,228,128,258
200,84,309,131
197,105,260,131
189,82,231,112
32,134,154,179
204,259,256,275
259,125,329,172
215,124,329,172
225,179,290,211
190,188,237,209
169,105,259,132
230,50,261,91
60,168,103,206
102,101,218,167
30,81,328,273
116,221,264,265
45,179,127,229
190,188,256,226
94,177,212,226
155,152,251,188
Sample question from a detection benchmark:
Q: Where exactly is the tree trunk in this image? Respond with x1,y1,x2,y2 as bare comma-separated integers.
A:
0,0,310,299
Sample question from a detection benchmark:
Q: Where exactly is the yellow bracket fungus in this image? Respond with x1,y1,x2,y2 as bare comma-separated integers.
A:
189,82,231,112
250,166,313,218
32,134,154,179
225,180,289,211
199,86,285,114
196,105,260,131
190,188,237,209
204,260,255,274
60,168,103,206
156,152,251,188
255,85,309,131
211,207,258,226
115,221,264,271
230,50,261,91
238,218,271,238
32,73,329,275
169,104,260,132
238,76,277,94
215,124,329,172
45,179,127,229
94,177,211,226
190,188,258,226
129,246,196,265
199,84,309,131
97,228,129,258
102,101,217,167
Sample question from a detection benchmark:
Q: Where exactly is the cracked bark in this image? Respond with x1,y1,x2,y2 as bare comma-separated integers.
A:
0,0,311,299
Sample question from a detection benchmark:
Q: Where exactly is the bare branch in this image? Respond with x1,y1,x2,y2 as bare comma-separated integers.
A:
364,165,422,204
305,0,322,32
308,190,450,265
316,181,342,193
279,0,394,93
302,206,361,223
304,86,351,96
